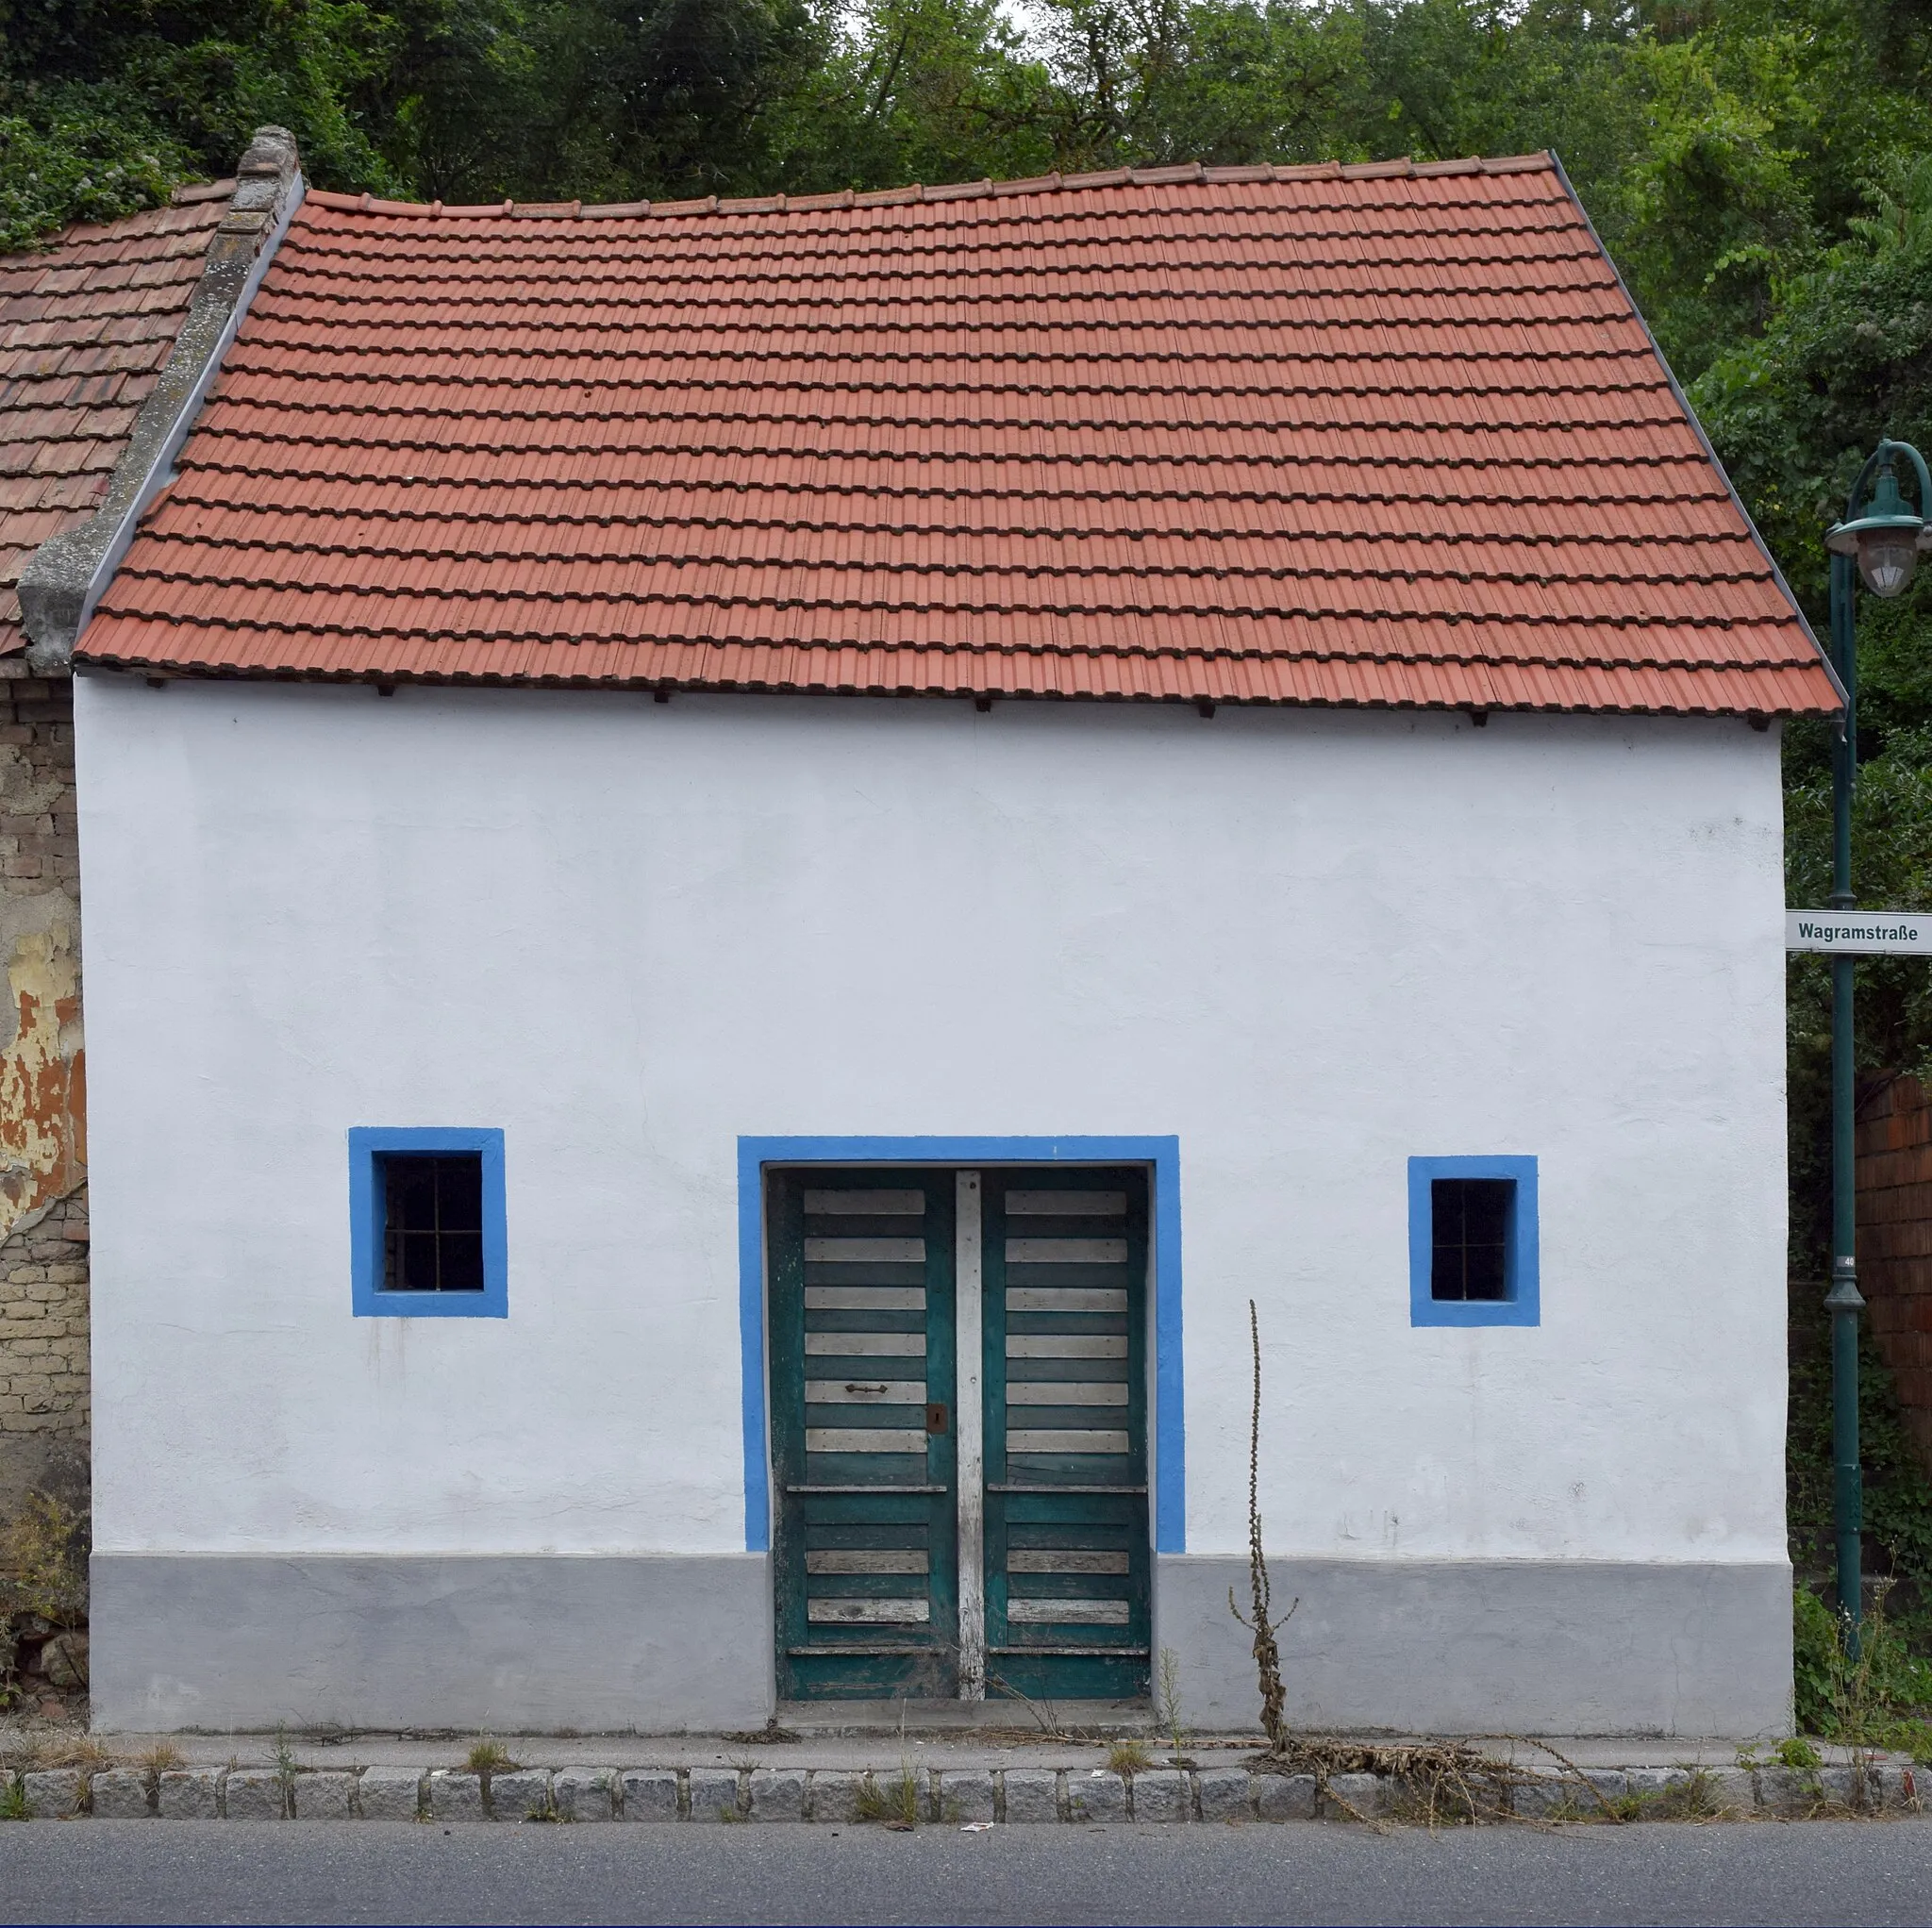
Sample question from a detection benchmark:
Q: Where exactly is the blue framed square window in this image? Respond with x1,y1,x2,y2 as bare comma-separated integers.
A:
1407,1155,1539,1327
349,1127,508,1318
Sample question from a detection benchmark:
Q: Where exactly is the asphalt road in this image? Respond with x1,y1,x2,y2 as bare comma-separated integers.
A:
1,1819,1929,1927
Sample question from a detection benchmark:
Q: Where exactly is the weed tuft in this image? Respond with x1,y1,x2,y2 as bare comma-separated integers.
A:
1106,1737,1154,1776
270,1724,304,1810
988,1672,1077,1743
30,1737,110,1773
1157,1648,1191,1765
855,1767,922,1826
135,1742,184,1785
463,1738,517,1777
1659,1768,1723,1820
0,1775,26,1821
1794,1584,1932,1755
854,1704,924,1826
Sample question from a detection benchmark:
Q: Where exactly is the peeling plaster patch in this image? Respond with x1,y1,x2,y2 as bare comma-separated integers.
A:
0,889,77,1056
0,924,84,1238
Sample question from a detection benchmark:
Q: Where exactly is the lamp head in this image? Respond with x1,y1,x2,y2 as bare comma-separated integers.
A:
1828,460,1928,598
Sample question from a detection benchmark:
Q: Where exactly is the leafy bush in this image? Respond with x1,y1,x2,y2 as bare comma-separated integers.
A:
1792,1585,1932,1745
0,1492,88,1627
1793,1586,1839,1736
0,96,188,249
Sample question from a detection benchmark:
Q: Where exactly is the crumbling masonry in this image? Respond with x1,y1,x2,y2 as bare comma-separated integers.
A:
0,126,304,1518
0,666,84,1516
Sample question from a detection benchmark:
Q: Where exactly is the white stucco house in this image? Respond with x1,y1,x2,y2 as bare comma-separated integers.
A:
34,148,1839,1736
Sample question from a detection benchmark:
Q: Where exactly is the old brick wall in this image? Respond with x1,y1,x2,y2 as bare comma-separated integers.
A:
0,660,85,1517
1854,1073,1932,1476
0,1183,88,1514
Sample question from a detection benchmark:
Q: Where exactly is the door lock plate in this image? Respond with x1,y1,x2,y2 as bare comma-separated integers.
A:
925,1402,948,1435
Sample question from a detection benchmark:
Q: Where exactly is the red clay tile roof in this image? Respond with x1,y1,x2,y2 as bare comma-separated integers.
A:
0,185,233,656
79,156,1839,715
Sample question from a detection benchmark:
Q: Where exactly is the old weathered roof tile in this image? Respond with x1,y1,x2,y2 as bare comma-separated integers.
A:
79,158,1837,714
0,186,231,653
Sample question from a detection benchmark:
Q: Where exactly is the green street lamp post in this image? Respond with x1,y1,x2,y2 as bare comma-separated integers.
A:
1822,439,1932,1643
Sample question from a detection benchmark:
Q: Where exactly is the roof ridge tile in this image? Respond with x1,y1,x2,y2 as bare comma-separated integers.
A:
288,154,1566,227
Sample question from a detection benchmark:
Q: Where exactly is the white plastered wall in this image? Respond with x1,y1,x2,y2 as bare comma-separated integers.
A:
75,678,1789,1570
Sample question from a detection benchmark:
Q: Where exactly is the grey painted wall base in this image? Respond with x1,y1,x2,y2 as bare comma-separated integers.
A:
1156,1555,1793,1738
91,1554,774,1733
95,1552,1790,1737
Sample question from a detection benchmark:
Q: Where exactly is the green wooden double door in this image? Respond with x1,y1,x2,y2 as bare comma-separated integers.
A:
768,1166,1152,1703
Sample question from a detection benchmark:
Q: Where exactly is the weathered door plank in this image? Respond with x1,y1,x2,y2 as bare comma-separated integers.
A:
770,1170,959,1699
983,1168,1152,1704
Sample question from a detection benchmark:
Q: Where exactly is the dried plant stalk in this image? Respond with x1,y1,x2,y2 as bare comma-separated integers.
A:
1228,1298,1294,1750
1224,1304,1528,1829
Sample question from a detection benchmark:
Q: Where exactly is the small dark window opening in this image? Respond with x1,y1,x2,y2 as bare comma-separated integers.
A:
380,1154,485,1292
1430,1178,1513,1302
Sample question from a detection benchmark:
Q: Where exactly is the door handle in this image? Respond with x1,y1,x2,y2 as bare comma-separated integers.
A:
925,1402,949,1435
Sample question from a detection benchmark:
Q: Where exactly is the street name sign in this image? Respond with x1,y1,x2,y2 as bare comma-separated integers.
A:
1787,911,1932,955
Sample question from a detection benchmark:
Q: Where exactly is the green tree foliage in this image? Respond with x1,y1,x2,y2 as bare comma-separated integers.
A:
0,94,187,248
758,1,1057,195
1693,154,1932,1286
0,0,409,202
1,0,1922,307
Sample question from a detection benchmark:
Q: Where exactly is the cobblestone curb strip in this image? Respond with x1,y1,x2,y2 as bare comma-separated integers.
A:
3,1763,1923,1822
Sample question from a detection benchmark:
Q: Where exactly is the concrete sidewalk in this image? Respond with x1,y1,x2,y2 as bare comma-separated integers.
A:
59,1726,1916,1776
5,1706,1923,1825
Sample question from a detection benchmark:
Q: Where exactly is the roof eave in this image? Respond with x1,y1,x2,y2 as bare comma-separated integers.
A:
73,657,1838,721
